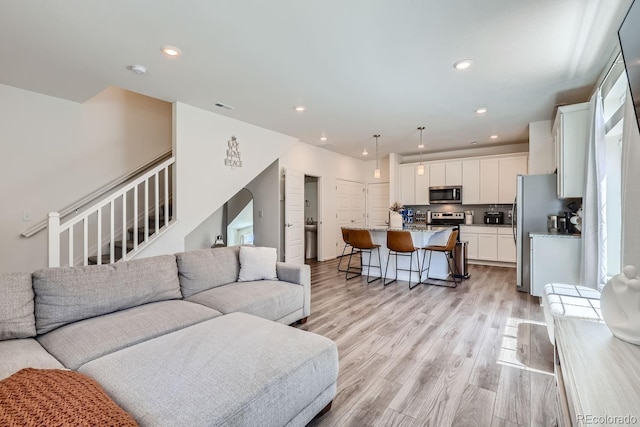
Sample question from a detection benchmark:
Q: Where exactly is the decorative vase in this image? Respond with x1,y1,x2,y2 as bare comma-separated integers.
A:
600,265,640,345
389,211,403,229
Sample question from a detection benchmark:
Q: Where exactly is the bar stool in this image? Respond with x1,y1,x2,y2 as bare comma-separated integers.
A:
420,229,460,288
346,229,382,284
337,227,353,273
384,230,422,289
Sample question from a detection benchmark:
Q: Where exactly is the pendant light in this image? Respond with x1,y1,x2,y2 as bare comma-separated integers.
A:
417,126,425,176
373,134,381,179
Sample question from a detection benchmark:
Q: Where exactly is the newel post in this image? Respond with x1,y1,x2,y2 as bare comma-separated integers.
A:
48,212,60,267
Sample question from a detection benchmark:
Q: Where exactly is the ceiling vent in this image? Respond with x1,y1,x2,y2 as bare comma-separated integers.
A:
214,102,235,110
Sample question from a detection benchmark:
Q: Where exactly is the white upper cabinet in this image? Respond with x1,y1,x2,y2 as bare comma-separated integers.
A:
399,164,416,205
415,165,430,205
430,161,461,187
445,161,463,186
462,160,480,204
554,102,589,198
498,156,528,204
480,158,499,203
429,162,446,187
399,153,527,205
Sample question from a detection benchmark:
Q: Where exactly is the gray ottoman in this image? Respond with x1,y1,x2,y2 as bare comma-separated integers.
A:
78,312,338,427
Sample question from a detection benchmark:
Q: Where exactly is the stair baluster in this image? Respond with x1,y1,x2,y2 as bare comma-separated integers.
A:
47,157,175,267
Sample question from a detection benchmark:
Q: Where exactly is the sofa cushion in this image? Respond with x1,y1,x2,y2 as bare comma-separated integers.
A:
186,280,303,322
78,313,338,427
175,246,240,298
37,300,221,370
238,246,277,281
0,339,65,381
0,273,36,341
33,255,181,334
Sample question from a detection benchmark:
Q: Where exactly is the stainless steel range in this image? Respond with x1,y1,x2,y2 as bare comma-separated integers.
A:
429,212,465,226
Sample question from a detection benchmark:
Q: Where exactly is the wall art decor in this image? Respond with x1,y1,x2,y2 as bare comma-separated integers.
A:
225,135,242,168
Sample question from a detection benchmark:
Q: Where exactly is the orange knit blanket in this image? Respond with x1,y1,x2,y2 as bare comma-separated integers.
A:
0,368,138,426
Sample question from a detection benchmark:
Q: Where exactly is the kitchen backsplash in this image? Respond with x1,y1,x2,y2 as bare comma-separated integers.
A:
405,204,514,225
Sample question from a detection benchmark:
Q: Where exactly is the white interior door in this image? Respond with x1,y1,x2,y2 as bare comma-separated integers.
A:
335,179,365,257
351,182,365,227
336,180,352,257
367,182,390,227
284,168,304,264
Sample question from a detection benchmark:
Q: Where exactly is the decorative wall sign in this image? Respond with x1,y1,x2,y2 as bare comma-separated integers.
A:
224,136,242,168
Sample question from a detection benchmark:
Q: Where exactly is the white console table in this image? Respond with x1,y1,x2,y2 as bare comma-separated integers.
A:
554,317,640,426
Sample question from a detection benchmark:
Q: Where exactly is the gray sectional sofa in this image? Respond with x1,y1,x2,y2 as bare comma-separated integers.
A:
0,246,338,426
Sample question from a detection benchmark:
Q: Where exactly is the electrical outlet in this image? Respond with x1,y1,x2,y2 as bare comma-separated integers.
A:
23,210,32,221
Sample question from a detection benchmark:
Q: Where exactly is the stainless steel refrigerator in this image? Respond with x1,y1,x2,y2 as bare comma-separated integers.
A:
513,174,564,293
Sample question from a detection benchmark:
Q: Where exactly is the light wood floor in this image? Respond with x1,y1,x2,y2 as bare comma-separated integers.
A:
298,257,558,427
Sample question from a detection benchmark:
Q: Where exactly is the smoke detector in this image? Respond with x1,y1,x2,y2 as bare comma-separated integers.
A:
127,65,147,75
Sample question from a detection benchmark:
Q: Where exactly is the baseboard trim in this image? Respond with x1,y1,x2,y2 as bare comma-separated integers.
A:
468,260,516,268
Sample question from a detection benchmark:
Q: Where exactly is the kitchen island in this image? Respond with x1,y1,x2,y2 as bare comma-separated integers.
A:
352,226,455,283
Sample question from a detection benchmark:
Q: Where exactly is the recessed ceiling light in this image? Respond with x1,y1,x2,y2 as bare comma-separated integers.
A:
418,144,424,149
453,59,473,70
470,140,479,145
475,108,488,114
161,45,182,57
490,135,498,139
294,106,306,112
362,148,368,156
127,65,147,75
320,136,327,142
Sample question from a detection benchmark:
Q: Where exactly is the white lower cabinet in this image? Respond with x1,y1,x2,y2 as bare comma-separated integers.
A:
478,234,498,261
530,234,581,297
465,234,478,259
460,226,515,264
497,234,516,263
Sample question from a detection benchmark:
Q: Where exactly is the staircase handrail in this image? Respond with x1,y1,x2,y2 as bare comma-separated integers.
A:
22,150,172,238
48,156,175,267
55,157,174,233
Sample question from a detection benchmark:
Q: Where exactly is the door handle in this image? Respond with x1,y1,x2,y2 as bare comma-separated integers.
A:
285,223,293,227
512,195,517,244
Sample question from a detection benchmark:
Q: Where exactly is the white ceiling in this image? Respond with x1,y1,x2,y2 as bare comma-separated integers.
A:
0,0,632,159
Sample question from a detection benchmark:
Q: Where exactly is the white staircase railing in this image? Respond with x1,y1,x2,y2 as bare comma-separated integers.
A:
48,157,175,267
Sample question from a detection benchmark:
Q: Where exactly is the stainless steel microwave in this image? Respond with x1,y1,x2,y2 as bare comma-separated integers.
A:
429,186,462,204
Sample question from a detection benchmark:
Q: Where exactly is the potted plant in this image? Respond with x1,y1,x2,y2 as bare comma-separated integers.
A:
389,202,404,228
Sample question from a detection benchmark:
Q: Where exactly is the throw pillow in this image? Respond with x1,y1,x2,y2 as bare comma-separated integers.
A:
0,273,36,341
238,246,278,281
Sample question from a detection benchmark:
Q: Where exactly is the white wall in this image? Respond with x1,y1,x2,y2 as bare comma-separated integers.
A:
529,120,555,174
245,160,282,259
183,160,282,257
279,142,366,261
304,178,318,222
400,142,529,163
184,206,224,250
0,84,171,273
137,103,298,258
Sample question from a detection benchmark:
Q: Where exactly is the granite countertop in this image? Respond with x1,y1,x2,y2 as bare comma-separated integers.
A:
529,231,582,239
458,223,513,228
352,226,454,233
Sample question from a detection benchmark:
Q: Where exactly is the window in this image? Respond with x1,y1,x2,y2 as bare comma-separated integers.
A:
601,69,627,277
